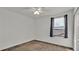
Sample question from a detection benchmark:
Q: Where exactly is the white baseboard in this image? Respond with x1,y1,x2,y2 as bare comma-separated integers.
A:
0,38,34,50
1,38,73,50
36,39,73,48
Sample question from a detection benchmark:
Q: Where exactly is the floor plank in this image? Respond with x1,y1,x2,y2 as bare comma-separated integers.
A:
2,40,73,51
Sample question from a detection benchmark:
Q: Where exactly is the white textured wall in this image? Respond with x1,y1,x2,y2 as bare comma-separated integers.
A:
0,8,34,50
36,10,74,48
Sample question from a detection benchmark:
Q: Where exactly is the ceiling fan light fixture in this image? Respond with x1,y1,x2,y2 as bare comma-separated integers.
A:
32,7,42,15
34,11,40,15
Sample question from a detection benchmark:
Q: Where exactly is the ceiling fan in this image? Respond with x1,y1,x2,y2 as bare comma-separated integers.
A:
32,7,42,15
23,7,47,16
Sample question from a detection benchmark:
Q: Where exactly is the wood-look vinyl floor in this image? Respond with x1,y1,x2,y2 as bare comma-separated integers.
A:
2,40,73,51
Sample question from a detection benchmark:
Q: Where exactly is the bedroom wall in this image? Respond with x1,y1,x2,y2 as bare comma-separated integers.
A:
36,10,74,48
0,8,34,50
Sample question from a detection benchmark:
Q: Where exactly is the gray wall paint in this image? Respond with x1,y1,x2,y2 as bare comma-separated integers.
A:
36,10,74,48
0,8,34,50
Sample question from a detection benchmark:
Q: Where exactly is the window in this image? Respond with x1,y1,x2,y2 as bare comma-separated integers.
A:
53,17,65,37
50,15,68,38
